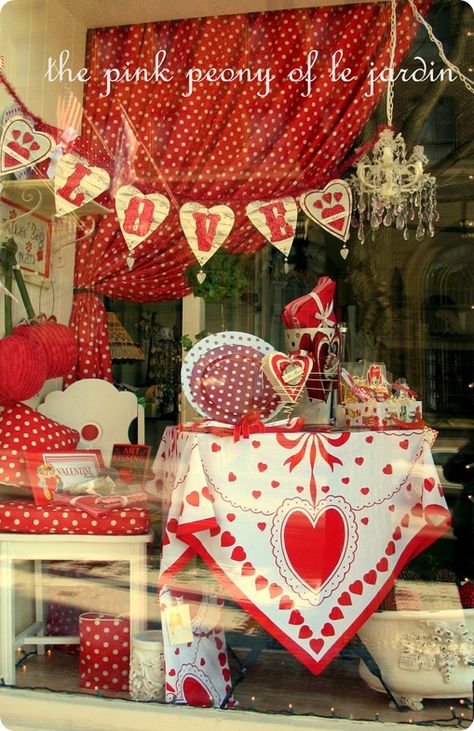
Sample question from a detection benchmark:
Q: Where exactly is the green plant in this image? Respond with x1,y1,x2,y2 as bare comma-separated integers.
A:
185,250,253,303
180,330,210,352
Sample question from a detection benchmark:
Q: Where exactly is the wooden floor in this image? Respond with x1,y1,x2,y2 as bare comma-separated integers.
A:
11,644,472,726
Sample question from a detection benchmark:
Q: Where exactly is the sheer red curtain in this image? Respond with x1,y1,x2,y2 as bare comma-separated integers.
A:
66,3,427,383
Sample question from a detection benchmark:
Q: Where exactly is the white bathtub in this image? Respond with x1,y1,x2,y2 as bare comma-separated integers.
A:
358,608,474,710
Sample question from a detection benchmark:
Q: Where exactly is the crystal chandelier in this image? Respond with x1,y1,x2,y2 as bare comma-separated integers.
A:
350,0,438,245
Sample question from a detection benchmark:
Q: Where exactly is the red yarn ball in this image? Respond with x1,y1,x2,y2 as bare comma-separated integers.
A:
0,334,48,404
13,319,78,379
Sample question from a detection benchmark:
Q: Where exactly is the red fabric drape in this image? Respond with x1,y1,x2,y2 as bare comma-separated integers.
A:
63,3,427,382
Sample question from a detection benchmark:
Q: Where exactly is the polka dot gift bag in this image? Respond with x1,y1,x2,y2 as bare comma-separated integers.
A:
79,612,130,691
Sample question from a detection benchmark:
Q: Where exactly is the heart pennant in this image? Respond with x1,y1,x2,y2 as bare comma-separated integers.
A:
115,185,170,251
300,180,352,242
180,202,235,267
261,350,313,403
246,197,297,257
54,154,110,217
0,116,55,175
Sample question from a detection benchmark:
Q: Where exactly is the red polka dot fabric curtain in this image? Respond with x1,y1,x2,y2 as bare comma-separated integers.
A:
66,3,427,383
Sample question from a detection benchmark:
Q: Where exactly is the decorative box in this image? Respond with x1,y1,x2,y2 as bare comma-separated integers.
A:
335,399,423,428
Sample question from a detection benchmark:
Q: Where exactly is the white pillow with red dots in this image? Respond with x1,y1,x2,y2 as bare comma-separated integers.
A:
0,403,80,491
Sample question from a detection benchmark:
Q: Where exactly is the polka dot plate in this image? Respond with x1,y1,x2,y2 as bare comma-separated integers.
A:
181,331,282,424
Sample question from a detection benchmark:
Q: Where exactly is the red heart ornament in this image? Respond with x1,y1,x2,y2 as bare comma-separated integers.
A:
0,115,54,173
300,180,352,242
282,507,346,591
261,350,313,403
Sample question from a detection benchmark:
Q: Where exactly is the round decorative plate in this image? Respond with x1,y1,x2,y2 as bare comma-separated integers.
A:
181,331,282,424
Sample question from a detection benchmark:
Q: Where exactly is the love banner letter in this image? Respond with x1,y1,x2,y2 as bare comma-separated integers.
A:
246,197,297,257
54,154,110,217
0,116,54,175
180,202,235,267
300,180,352,242
115,185,170,251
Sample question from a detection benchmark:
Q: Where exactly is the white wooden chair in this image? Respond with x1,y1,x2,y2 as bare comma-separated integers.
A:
38,378,145,466
0,379,151,686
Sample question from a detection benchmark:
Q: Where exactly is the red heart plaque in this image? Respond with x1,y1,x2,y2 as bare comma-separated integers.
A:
300,180,352,242
0,116,54,174
261,350,313,402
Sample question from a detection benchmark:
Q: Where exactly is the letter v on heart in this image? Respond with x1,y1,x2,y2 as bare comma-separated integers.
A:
180,202,235,266
115,185,170,251
300,179,352,242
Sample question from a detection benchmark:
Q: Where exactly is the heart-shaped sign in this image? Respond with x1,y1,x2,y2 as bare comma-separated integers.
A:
0,115,54,175
180,202,235,267
261,350,313,403
246,197,297,257
300,179,352,242
283,506,346,591
54,154,110,217
115,185,170,250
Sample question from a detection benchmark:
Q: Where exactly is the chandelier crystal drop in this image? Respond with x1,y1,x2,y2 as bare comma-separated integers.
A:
349,0,439,244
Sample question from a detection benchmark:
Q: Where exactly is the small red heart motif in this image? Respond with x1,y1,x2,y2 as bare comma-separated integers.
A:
241,562,255,576
200,658,206,666
221,531,236,547
257,522,266,531
228,472,236,482
222,668,230,681
299,625,313,639
201,486,213,502
296,485,304,493
392,527,402,541
355,457,364,466
231,546,246,562
168,669,176,677
215,637,224,650
406,483,412,492
361,517,369,525
167,518,178,533
385,541,395,556
364,570,377,585
321,486,330,493
401,514,410,528
329,606,344,621
186,491,200,507
424,477,436,492
210,525,221,537
341,477,350,485
255,575,268,591
279,595,294,611
338,592,352,606
227,513,236,522
349,580,363,595
211,443,221,452
289,609,304,625
399,439,409,450
411,502,423,518
269,583,283,598
376,557,388,572
252,441,260,448
271,480,280,488
258,462,268,472
383,464,393,475
310,638,324,654
252,490,262,499
366,436,374,443
175,648,180,655
218,652,227,667
388,505,395,512
321,622,335,637
360,487,369,495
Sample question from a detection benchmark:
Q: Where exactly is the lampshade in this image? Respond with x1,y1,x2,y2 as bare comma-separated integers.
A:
106,312,144,362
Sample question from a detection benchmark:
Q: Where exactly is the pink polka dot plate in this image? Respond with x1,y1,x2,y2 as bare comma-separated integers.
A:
181,331,282,424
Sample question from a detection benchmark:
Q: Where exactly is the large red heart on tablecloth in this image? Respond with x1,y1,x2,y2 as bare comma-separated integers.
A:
300,180,352,242
282,507,346,590
261,350,313,403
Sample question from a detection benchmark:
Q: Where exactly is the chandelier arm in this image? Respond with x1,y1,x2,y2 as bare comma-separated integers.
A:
407,0,474,95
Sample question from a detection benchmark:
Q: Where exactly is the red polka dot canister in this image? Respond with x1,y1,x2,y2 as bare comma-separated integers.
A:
79,613,130,691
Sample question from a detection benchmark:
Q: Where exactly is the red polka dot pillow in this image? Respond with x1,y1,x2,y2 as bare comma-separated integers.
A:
0,403,80,490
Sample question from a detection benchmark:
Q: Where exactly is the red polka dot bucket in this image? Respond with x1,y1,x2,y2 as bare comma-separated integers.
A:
79,613,130,691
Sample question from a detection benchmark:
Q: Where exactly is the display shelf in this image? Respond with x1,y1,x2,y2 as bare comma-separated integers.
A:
0,178,112,218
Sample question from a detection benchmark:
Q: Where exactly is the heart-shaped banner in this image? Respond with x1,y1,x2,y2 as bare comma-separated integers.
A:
300,179,352,242
116,185,170,251
261,350,313,403
180,202,235,267
246,197,297,257
0,116,54,175
54,154,110,217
